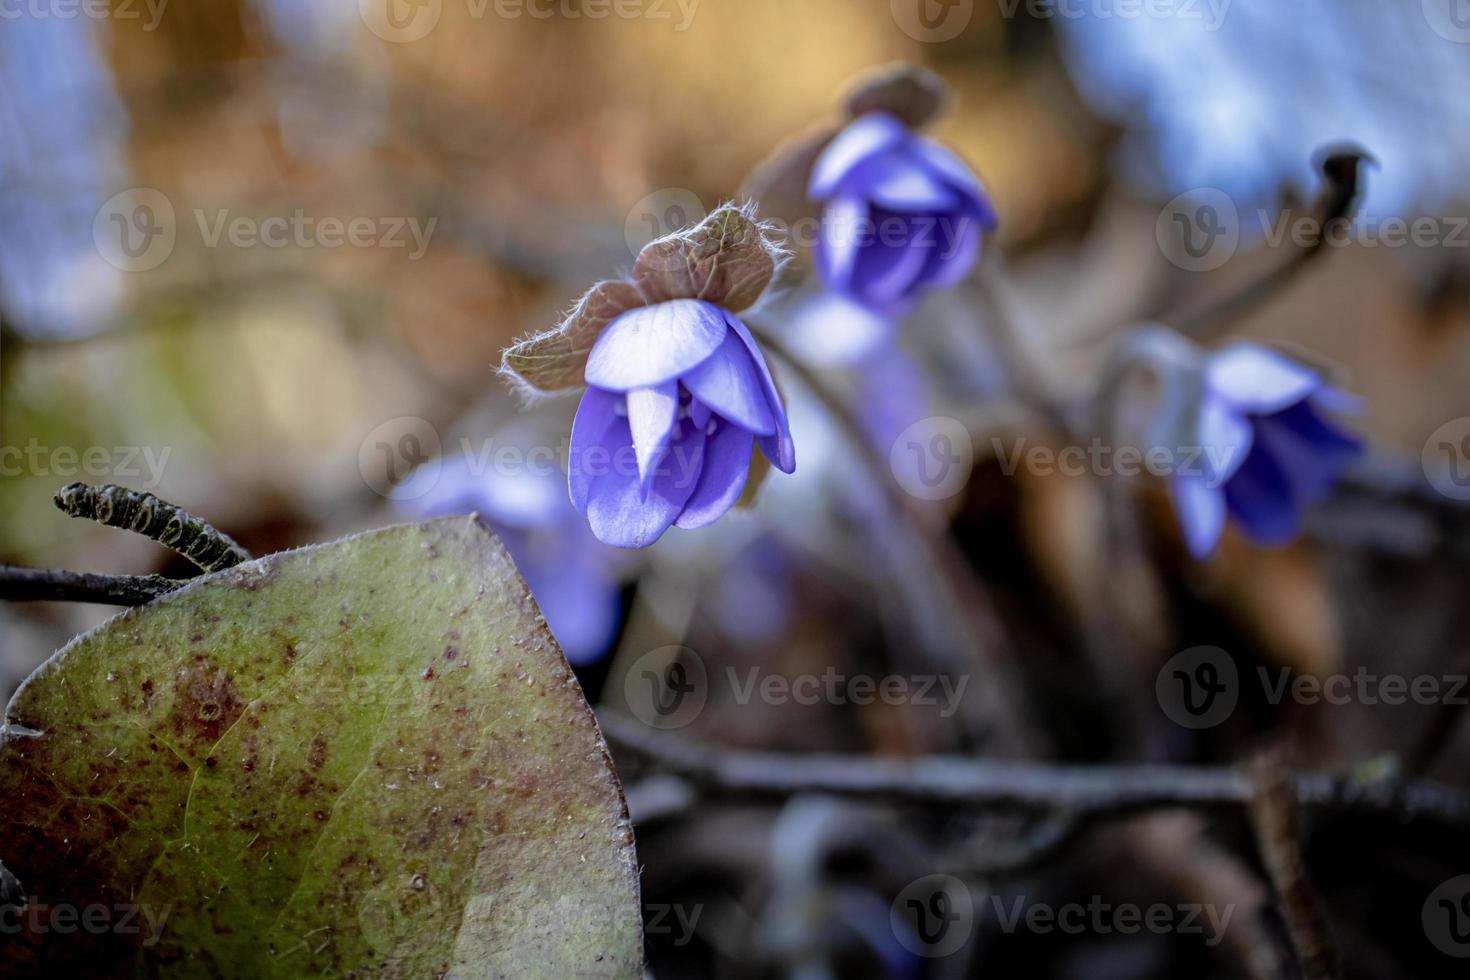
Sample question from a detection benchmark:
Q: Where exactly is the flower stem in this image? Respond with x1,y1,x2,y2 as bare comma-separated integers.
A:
750,322,1043,756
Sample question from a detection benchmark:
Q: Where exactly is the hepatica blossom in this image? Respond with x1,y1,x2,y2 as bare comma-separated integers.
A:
396,449,622,664
742,63,998,360
501,204,794,549
808,110,997,318
1169,342,1363,558
573,300,793,547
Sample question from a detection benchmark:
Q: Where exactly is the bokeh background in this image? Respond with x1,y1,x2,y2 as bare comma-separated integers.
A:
5,1,1470,977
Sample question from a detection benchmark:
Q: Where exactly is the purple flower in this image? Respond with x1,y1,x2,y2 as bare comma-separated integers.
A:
501,204,792,547
397,451,622,665
570,298,795,549
808,111,997,317
1170,343,1362,558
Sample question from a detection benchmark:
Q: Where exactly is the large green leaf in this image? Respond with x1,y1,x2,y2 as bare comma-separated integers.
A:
0,517,643,978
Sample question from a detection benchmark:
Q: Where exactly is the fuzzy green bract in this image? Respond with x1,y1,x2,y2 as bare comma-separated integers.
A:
0,518,643,978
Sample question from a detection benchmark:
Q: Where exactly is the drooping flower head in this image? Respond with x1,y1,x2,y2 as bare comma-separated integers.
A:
743,64,998,358
1165,341,1363,557
395,446,623,664
501,204,794,549
808,110,997,318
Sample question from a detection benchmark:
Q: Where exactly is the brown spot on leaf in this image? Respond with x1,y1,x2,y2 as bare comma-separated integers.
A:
309,735,328,771
166,659,245,744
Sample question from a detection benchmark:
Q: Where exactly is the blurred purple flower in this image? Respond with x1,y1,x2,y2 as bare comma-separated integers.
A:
571,299,795,549
1171,343,1362,558
808,111,997,319
397,452,621,665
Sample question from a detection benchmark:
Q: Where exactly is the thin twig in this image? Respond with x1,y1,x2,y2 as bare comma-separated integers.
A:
599,711,1470,832
1249,753,1341,980
0,565,182,606
1070,146,1373,353
1162,147,1372,341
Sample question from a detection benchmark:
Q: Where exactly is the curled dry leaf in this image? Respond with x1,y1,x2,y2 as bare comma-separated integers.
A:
633,203,785,311
502,280,645,395
500,204,784,397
